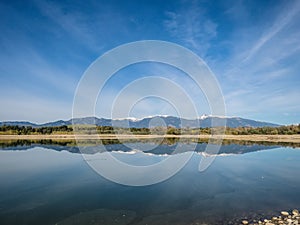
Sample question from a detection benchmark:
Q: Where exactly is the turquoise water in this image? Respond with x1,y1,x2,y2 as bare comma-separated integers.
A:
0,141,299,224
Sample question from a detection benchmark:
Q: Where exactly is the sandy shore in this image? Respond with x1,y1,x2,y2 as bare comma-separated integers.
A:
0,134,300,143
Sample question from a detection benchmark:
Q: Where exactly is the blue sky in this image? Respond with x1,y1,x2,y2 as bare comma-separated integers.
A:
0,0,299,124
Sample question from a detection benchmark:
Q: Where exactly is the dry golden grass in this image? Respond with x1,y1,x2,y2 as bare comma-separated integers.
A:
0,134,300,143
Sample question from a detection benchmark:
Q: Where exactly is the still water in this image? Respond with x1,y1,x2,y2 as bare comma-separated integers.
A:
0,139,299,225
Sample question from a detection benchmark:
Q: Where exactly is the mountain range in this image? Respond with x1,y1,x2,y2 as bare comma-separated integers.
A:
0,115,280,128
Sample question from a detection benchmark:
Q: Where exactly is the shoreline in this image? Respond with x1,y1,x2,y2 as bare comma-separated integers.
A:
238,209,299,225
0,134,300,143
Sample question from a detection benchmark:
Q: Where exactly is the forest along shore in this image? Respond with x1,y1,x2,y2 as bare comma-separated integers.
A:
0,134,300,143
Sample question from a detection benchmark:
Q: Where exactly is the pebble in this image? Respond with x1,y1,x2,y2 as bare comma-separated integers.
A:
239,209,299,225
293,209,299,216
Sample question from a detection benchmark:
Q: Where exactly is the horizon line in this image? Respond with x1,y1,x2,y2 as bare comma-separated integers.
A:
0,114,286,126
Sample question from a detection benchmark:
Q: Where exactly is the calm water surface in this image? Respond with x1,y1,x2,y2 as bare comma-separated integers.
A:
0,140,299,225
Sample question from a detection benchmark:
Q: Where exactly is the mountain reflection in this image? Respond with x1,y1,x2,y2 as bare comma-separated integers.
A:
1,138,299,155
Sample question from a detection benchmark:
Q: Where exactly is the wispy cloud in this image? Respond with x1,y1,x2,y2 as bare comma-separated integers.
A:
164,1,217,57
212,0,300,124
0,38,79,96
33,0,102,52
94,64,210,119
0,89,72,123
32,0,132,53
243,0,300,62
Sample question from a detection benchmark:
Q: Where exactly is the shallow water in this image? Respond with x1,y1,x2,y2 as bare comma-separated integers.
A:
0,140,299,225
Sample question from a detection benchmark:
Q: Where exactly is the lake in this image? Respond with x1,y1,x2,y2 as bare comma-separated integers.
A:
0,139,299,225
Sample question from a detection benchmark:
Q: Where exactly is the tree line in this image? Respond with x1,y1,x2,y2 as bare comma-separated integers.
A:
0,124,299,135
225,124,300,135
0,125,73,135
165,124,300,135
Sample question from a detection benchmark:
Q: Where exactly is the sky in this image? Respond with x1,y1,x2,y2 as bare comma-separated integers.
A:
0,0,299,125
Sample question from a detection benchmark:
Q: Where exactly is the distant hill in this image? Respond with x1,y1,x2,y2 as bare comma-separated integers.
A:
0,115,280,128
0,121,37,127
